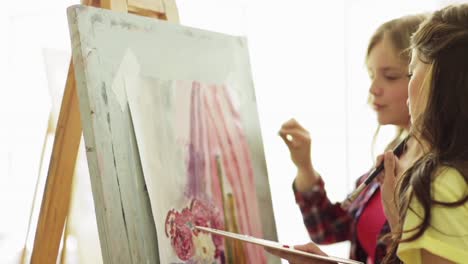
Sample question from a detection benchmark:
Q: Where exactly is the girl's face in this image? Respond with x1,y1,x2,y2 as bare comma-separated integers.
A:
408,50,431,124
367,35,410,128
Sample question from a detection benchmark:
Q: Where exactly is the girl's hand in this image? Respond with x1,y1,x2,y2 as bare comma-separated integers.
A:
378,151,400,230
279,119,320,190
279,118,313,172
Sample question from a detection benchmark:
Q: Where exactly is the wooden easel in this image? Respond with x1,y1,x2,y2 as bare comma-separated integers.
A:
30,1,179,263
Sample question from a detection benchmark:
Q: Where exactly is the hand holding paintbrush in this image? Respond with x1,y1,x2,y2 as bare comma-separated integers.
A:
341,136,409,210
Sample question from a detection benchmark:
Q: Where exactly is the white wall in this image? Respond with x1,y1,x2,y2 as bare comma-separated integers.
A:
0,1,77,261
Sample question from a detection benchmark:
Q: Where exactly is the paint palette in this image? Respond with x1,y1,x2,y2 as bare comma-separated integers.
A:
195,226,363,264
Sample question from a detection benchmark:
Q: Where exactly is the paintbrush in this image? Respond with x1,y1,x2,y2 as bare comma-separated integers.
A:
341,136,409,210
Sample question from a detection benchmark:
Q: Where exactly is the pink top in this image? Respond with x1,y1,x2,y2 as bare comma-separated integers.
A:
356,189,387,264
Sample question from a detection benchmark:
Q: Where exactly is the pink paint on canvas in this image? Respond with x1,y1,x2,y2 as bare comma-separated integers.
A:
165,81,266,263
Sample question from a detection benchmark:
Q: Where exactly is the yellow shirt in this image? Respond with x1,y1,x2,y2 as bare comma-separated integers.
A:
397,167,468,264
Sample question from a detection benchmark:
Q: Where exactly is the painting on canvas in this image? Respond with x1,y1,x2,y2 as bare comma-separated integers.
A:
68,5,278,263
130,77,273,263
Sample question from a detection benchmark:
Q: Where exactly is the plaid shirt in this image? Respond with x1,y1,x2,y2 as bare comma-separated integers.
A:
293,174,392,264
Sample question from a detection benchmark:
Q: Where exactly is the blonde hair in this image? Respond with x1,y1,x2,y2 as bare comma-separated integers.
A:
367,14,427,64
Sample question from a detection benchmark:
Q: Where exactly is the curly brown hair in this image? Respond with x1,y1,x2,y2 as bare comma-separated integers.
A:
384,4,468,263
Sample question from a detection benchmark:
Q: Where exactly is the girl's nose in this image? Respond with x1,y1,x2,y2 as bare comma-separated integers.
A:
369,81,383,96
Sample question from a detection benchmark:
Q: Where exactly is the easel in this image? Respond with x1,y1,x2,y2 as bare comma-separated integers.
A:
30,0,179,263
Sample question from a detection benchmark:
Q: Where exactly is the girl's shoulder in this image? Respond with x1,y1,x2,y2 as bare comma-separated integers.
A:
432,166,467,202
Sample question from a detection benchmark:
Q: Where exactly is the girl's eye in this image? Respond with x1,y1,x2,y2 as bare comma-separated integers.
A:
407,73,413,79
385,75,400,81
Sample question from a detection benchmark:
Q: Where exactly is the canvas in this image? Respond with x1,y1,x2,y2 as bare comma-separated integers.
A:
68,5,278,263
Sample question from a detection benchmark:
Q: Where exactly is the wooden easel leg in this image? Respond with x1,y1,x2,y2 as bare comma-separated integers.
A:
30,61,82,264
